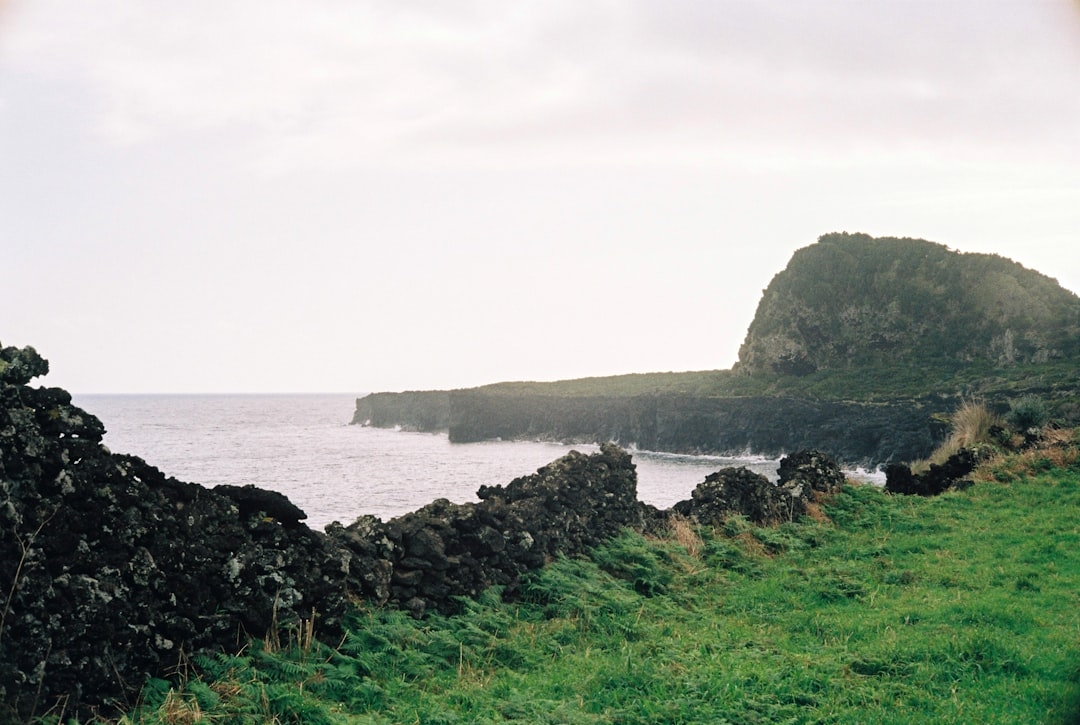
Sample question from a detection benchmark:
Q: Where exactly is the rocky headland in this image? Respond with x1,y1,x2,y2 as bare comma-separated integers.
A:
353,233,1080,466
355,388,949,465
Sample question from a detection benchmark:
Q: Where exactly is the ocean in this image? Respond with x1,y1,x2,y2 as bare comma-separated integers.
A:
71,394,850,530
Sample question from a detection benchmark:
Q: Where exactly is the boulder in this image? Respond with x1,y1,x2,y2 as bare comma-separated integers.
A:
884,448,980,496
672,449,845,526
777,449,847,497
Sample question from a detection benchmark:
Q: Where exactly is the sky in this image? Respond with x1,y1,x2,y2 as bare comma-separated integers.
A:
2,1,1079,394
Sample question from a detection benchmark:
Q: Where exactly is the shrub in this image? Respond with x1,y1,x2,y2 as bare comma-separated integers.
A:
1006,394,1050,434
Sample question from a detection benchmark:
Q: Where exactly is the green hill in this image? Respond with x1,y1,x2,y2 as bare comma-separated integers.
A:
736,232,1080,377
464,233,1080,404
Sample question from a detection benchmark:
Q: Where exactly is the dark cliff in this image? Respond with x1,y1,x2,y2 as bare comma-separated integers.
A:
353,390,450,431
353,389,947,466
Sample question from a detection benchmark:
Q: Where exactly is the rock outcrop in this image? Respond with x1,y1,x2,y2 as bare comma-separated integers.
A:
883,449,981,496
737,232,1080,376
672,449,846,526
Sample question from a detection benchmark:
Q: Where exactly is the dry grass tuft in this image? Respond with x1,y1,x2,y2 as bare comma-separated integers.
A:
802,501,831,524
950,398,1002,449
157,691,202,725
667,514,703,558
915,398,1003,472
975,425,1080,481
1043,426,1076,447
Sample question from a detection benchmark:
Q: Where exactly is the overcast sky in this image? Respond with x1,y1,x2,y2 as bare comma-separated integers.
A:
2,1,1079,393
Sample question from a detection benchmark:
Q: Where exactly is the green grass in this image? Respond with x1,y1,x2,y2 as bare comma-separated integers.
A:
469,359,1079,413
101,466,1080,724
471,370,748,398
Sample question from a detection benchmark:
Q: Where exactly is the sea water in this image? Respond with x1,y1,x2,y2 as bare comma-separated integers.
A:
73,394,827,530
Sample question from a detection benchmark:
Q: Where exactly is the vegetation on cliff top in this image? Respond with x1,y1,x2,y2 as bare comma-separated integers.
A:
737,232,1080,377
355,235,1080,444
470,358,1078,403
457,234,1080,423
101,430,1080,725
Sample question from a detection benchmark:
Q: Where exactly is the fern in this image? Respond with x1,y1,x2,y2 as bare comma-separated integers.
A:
135,677,174,712
591,531,673,596
264,681,335,724
185,679,221,711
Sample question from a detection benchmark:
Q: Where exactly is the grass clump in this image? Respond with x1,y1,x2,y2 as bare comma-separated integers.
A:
914,398,1003,472
912,394,1080,484
90,454,1080,724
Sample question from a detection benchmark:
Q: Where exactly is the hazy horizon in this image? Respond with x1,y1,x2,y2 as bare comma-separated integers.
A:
4,1,1079,394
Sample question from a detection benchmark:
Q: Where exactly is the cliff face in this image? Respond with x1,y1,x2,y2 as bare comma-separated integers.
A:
353,390,947,465
736,232,1080,377
352,390,450,430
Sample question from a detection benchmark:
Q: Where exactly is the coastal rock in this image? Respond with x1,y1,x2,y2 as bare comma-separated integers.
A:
884,448,981,496
672,449,845,526
336,443,642,616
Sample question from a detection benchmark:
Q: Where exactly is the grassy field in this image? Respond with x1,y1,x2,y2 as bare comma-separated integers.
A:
469,360,1080,422
107,449,1080,725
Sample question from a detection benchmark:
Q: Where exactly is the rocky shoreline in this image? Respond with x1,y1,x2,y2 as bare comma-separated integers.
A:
3,344,857,720
353,388,949,466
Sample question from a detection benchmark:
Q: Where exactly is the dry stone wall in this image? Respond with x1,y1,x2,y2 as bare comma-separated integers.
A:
1,343,850,720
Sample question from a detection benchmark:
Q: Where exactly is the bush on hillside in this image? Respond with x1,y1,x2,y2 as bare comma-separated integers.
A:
1006,394,1051,434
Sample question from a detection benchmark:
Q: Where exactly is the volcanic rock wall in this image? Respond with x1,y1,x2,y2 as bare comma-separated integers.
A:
333,443,645,618
0,345,350,719
0,345,646,719
2,343,850,720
